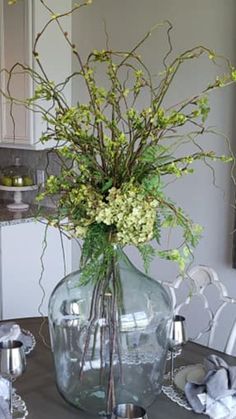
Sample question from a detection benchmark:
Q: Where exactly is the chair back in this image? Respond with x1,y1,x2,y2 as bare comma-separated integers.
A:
161,265,236,355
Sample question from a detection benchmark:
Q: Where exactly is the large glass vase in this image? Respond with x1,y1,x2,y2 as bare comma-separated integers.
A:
48,247,172,416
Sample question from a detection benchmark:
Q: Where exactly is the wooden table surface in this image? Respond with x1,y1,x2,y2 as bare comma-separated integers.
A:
6,317,236,419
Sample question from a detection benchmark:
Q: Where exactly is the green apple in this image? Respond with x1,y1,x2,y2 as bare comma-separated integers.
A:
12,176,24,187
23,176,33,186
1,176,13,186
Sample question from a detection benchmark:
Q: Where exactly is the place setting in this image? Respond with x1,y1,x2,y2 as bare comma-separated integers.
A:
0,323,36,418
162,315,236,419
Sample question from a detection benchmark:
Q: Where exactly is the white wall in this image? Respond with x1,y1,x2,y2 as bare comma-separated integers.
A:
72,1,236,348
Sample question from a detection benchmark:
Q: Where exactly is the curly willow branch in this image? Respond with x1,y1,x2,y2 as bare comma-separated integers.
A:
37,223,50,348
3,0,236,295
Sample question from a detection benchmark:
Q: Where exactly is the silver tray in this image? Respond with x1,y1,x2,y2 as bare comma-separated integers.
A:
0,389,28,419
162,367,193,411
12,390,28,418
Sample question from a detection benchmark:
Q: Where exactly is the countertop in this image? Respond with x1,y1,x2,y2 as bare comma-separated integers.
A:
0,201,55,226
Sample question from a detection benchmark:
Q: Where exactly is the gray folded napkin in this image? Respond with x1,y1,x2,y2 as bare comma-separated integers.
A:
0,379,11,419
0,323,34,354
185,355,236,419
0,396,11,419
0,324,21,343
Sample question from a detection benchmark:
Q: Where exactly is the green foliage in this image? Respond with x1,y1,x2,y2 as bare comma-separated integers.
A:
137,244,156,273
80,223,114,285
2,1,236,277
196,97,210,123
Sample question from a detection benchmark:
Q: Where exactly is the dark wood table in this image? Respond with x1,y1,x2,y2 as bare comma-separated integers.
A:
8,317,236,418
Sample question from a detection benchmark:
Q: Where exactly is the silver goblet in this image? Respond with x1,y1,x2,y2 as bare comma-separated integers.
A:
168,315,187,384
111,404,148,419
0,340,26,416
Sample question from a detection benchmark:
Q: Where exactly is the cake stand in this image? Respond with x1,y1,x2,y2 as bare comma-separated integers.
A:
0,185,38,211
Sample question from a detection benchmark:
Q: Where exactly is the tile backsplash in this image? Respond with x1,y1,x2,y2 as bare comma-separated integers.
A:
0,148,61,205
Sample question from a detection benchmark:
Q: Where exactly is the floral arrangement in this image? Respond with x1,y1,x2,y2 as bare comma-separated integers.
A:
3,1,236,277
2,2,236,415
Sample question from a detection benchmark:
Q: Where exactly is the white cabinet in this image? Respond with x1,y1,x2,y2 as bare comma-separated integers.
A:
0,221,72,319
0,0,72,149
0,1,33,147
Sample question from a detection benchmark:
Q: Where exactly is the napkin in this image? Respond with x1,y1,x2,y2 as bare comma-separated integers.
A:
185,354,236,419
0,324,21,343
0,379,11,419
0,323,34,354
0,397,11,419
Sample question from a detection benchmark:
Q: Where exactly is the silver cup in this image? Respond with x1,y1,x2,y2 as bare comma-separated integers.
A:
169,315,186,349
111,404,148,419
0,340,26,414
169,315,187,383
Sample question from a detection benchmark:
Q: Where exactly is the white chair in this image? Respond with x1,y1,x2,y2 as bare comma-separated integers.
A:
161,265,236,355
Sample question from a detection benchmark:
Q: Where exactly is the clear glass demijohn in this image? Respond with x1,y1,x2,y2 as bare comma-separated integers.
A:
48,247,172,416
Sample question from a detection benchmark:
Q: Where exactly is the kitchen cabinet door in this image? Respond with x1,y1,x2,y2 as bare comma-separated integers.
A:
0,0,71,149
0,221,72,319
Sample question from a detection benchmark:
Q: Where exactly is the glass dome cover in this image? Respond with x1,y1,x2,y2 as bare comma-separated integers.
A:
0,157,35,187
